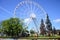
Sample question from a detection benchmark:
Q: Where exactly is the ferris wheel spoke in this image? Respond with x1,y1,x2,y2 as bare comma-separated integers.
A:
24,4,30,16
30,1,33,13
26,3,31,15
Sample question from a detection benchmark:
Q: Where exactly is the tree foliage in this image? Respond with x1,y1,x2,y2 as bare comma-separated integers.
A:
52,27,56,34
45,14,52,31
45,14,52,36
1,18,23,37
0,22,2,33
40,19,46,35
30,29,35,34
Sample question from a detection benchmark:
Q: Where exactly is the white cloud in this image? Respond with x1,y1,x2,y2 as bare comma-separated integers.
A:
24,13,36,23
53,19,60,23
24,18,32,27
24,18,31,23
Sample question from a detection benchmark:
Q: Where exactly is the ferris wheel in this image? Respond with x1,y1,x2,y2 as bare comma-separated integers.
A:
14,1,46,33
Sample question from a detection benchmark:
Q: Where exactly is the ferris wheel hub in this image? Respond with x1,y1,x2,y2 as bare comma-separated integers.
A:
30,13,36,19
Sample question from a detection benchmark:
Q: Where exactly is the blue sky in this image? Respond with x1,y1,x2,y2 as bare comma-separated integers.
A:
0,0,60,31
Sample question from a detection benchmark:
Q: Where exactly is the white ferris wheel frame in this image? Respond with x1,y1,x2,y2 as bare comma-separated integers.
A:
14,1,47,33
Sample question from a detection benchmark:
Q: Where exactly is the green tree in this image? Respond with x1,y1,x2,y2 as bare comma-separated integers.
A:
30,29,35,34
0,22,2,33
2,18,23,37
40,19,46,35
52,27,56,36
45,14,52,36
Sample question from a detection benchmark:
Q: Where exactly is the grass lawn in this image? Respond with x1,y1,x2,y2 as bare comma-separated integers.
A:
20,36,60,39
0,36,60,39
